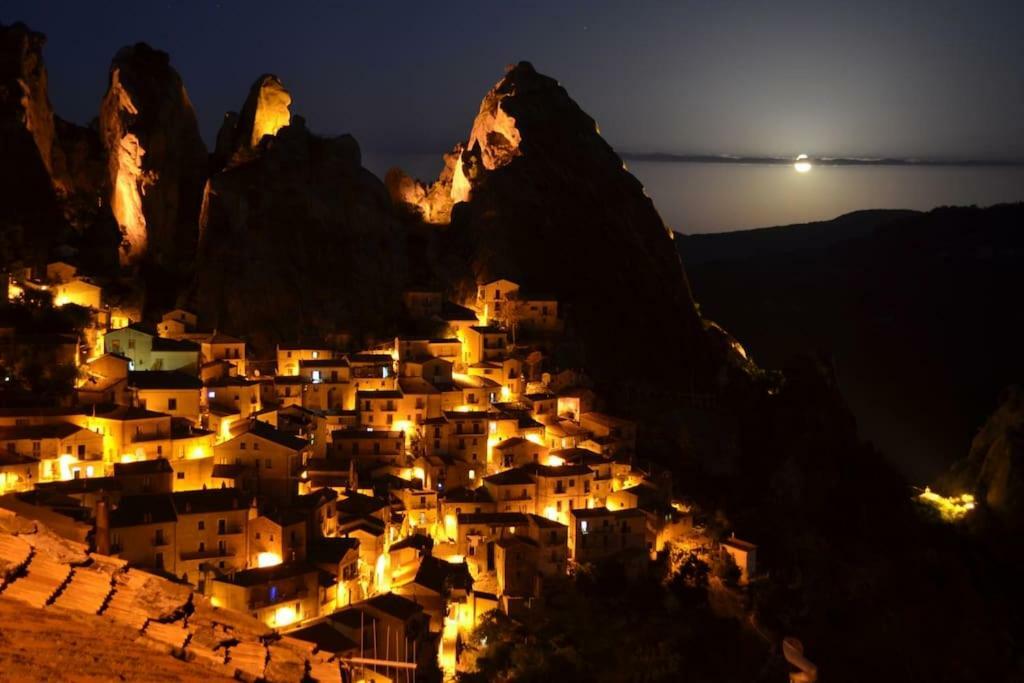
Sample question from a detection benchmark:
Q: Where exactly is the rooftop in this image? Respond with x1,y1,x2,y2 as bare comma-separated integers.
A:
114,458,173,476
128,371,203,390
362,592,424,621
0,423,84,440
218,561,319,587
484,468,535,486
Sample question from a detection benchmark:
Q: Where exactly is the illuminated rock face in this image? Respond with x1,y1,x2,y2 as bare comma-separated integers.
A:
103,68,150,264
245,75,291,148
212,75,291,170
386,65,523,224
99,43,207,266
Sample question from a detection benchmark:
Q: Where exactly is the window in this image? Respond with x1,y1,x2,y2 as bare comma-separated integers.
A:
198,520,205,530
208,390,216,399
468,469,476,481
265,459,272,469
253,442,260,451
168,398,177,410
218,519,226,534
32,441,40,454
312,370,321,383
78,444,85,457
240,442,246,450
177,471,185,480
311,351,319,359
218,540,226,553
198,541,205,552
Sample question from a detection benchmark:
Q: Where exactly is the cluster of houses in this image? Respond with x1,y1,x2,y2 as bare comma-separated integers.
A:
0,265,756,678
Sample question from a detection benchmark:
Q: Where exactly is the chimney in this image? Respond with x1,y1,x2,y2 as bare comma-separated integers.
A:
95,496,111,555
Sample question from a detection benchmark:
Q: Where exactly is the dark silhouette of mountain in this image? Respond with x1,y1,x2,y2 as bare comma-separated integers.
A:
678,203,1024,481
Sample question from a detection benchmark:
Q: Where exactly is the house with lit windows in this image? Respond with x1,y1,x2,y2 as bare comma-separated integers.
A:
276,344,337,376
214,420,311,499
483,467,537,515
568,506,647,565
102,488,256,584
127,371,203,423
209,562,326,629
104,324,200,373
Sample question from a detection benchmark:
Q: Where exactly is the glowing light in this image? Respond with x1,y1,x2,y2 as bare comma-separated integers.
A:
794,154,812,173
56,454,79,481
210,596,222,608
273,605,298,628
525,433,544,446
257,551,282,568
413,466,425,483
500,385,511,401
544,454,565,467
374,553,391,593
917,487,976,522
543,505,558,522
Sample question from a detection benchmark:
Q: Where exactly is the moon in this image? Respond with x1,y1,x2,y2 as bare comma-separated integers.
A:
794,154,812,173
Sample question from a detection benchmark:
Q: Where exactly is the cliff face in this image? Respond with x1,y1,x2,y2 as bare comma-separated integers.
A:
0,23,69,259
99,43,207,266
212,74,291,170
390,62,710,402
949,386,1024,522
192,76,404,351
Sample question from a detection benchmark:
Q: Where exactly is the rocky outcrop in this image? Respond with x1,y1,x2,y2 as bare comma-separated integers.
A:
0,23,65,191
949,386,1024,522
392,62,711,405
99,43,207,266
0,22,70,259
193,80,404,351
212,74,291,169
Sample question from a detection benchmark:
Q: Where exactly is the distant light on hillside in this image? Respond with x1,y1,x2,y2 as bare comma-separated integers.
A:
794,154,813,173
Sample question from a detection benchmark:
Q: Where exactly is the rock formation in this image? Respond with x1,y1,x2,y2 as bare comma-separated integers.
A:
0,23,65,191
99,43,207,266
948,386,1024,522
391,62,711,406
0,23,70,260
192,78,404,351
212,74,291,169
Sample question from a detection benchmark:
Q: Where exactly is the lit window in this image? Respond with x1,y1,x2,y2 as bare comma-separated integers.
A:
312,351,319,359
468,469,476,480
208,390,216,399
581,520,589,535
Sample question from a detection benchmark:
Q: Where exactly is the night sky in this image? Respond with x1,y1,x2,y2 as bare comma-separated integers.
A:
4,0,1023,164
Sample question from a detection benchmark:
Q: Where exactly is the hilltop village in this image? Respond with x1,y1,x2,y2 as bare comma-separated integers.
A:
0,265,757,679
